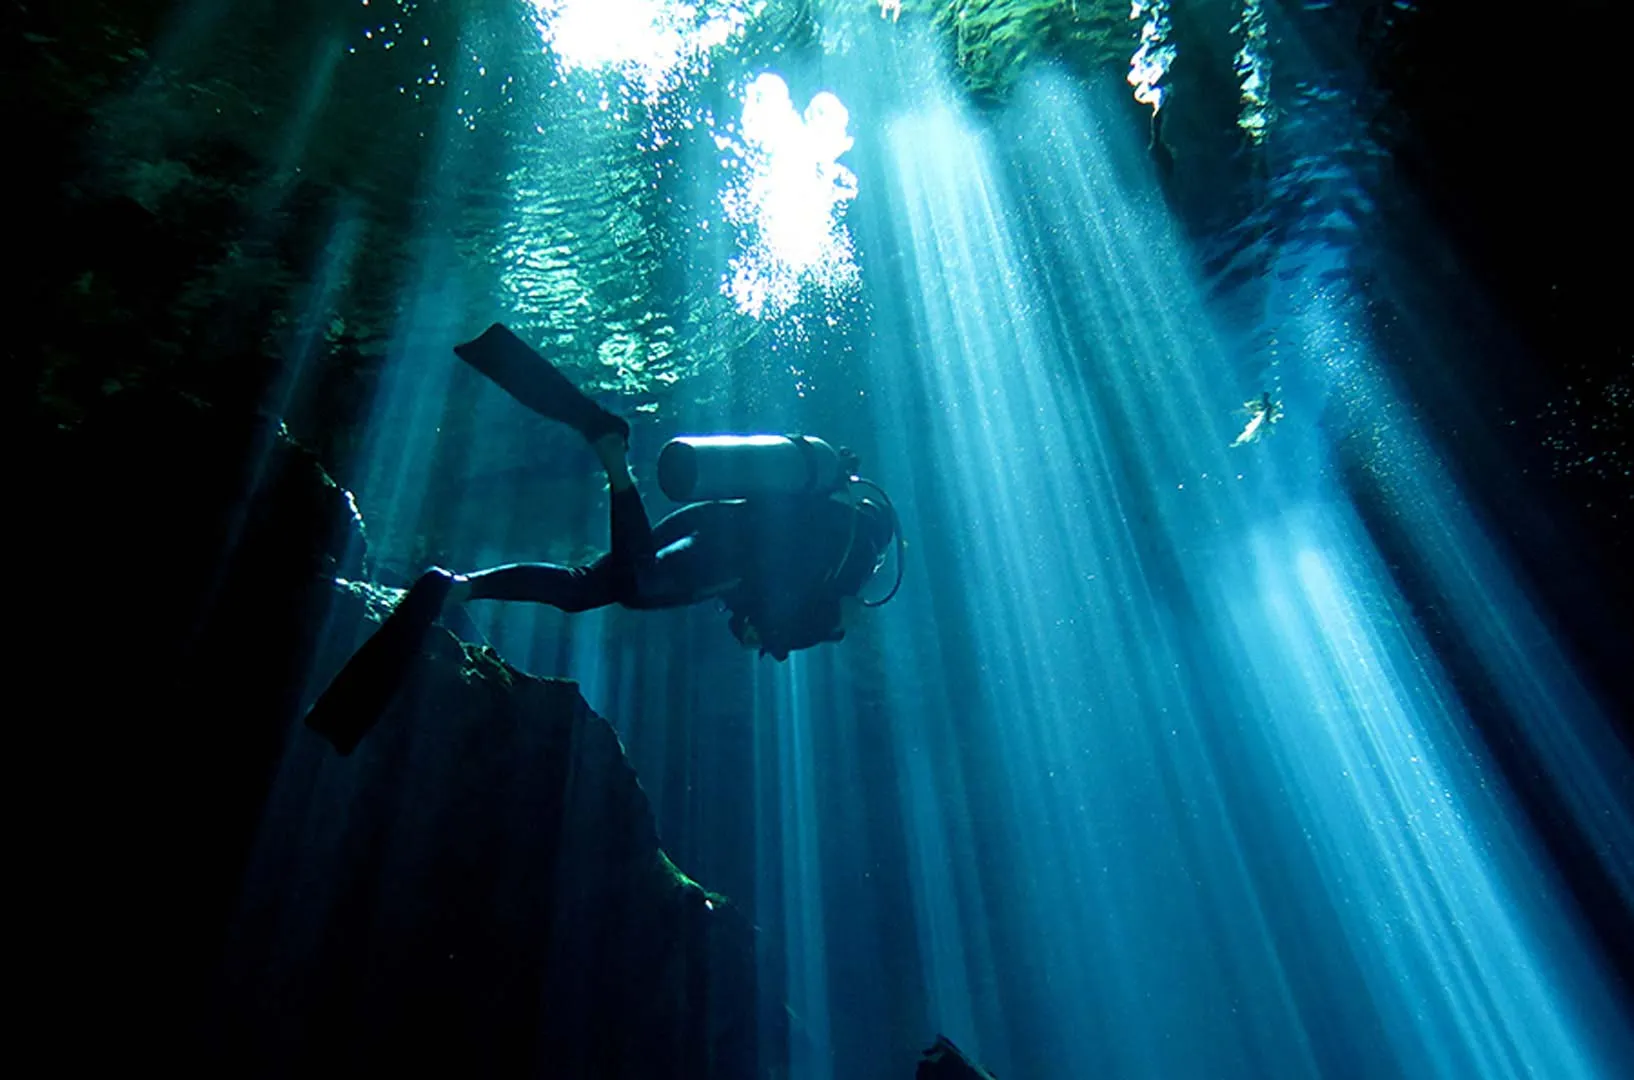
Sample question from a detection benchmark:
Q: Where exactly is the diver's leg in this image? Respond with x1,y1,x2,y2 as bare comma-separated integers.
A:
460,559,615,613
622,501,748,610
587,430,677,606
591,432,744,609
619,532,744,609
444,434,643,611
594,432,656,561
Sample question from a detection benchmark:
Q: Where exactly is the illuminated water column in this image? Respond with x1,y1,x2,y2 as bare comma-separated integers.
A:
856,46,1303,1070
754,655,832,1079
1226,505,1624,1078
1263,257,1634,917
345,19,494,571
1002,66,1633,1077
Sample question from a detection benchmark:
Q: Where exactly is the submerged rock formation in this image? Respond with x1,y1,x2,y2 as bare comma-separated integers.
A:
25,391,768,1077
918,1035,1000,1079
220,582,763,1076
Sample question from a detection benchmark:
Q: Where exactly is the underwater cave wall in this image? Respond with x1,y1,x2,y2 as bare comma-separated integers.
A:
23,391,772,1077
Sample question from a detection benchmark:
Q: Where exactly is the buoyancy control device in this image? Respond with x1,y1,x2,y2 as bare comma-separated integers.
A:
656,434,905,606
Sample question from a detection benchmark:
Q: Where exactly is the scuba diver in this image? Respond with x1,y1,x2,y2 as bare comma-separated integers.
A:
306,323,902,754
1230,389,1282,447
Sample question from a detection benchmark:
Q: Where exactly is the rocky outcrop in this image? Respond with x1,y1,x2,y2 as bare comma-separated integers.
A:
24,391,767,1077
918,1036,1000,1079
217,579,763,1077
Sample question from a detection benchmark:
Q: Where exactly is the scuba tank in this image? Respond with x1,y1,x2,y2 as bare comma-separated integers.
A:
657,433,907,607
657,434,847,502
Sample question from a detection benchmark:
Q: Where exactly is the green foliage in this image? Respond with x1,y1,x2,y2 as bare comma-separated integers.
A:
924,0,1138,103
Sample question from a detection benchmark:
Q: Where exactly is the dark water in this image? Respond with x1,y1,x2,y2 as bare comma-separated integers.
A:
20,1,1632,1077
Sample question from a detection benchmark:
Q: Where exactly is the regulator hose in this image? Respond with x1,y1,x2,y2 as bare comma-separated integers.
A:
846,476,905,608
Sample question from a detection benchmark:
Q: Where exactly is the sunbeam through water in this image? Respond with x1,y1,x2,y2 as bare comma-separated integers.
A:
37,1,1630,1076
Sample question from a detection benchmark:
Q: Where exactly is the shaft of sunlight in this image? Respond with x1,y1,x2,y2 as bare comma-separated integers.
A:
763,657,834,1080
1009,69,1633,1077
841,39,1634,1072
875,75,1282,1076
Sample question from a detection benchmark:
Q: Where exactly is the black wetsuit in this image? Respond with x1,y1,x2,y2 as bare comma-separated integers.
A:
464,486,888,660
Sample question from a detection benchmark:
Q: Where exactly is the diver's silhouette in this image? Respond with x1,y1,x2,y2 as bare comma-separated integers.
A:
306,325,900,753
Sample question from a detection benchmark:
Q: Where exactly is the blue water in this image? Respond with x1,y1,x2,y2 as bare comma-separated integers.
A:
327,6,1632,1078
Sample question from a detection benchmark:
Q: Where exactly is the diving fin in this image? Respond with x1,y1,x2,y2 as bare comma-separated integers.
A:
304,568,457,755
453,323,629,444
